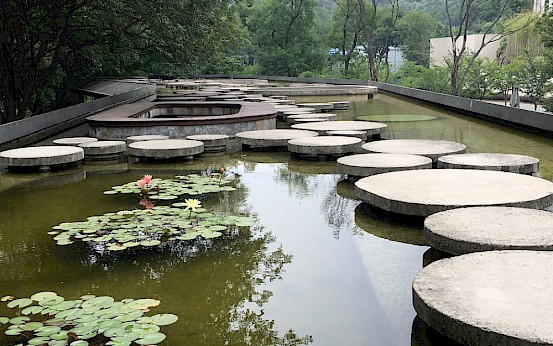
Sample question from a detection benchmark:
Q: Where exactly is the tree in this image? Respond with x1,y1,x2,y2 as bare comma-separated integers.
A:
0,0,244,124
328,0,363,75
247,0,326,77
516,53,551,110
396,11,442,67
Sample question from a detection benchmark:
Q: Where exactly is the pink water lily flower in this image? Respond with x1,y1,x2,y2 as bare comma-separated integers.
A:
143,175,153,184
137,179,147,188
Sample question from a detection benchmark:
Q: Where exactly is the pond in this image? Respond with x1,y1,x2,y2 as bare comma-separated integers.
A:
0,93,552,345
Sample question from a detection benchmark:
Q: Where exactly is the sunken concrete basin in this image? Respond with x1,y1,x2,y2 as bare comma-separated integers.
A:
87,102,277,140
355,169,553,217
288,136,362,159
437,153,539,174
128,139,204,160
413,251,553,345
424,207,553,255
0,146,84,171
337,153,432,180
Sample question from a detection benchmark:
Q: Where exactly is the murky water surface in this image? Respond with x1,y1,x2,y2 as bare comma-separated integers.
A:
0,94,551,345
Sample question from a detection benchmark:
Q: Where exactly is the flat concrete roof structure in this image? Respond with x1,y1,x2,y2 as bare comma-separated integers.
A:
356,114,439,122
362,139,466,163
355,169,553,217
236,129,318,149
79,140,127,160
52,137,99,146
288,136,362,159
291,121,388,137
413,251,553,345
437,153,539,174
128,139,204,160
424,207,553,255
127,135,169,144
337,153,432,180
0,146,84,171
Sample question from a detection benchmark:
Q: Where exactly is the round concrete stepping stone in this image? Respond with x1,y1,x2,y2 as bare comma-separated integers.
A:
186,134,229,153
79,140,127,160
356,114,438,122
437,153,539,174
413,251,553,345
128,139,204,159
355,169,553,217
288,136,361,159
286,113,337,123
424,207,553,255
292,118,329,124
327,130,368,141
127,135,170,144
329,101,350,110
53,137,98,146
0,146,84,171
337,153,432,179
236,129,318,149
362,139,466,163
296,103,334,112
291,121,387,137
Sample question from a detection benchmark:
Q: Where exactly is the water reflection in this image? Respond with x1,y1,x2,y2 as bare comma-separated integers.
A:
354,203,427,246
411,316,462,346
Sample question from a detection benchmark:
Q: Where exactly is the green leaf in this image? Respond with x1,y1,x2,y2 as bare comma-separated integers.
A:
135,332,167,345
7,298,33,308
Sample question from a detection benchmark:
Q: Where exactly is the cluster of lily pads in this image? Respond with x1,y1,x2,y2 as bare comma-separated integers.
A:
103,174,236,201
0,292,177,345
50,204,255,250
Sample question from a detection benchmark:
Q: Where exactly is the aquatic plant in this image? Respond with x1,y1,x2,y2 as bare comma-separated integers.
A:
104,174,235,201
0,292,177,345
49,205,255,251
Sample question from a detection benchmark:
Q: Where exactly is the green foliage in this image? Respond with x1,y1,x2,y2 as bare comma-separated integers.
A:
247,0,326,76
392,60,450,92
396,11,441,66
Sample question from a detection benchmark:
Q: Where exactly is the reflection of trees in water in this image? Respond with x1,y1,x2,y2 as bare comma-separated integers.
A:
0,168,312,345
320,179,361,239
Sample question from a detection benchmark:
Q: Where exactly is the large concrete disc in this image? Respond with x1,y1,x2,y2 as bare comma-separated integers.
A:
128,139,204,158
337,153,432,179
53,137,98,146
362,139,466,163
413,251,553,345
236,129,318,148
287,136,361,155
437,153,539,174
291,120,387,136
424,207,553,255
0,146,84,167
355,169,553,217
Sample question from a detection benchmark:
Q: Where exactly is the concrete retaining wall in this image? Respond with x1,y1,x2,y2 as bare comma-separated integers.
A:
0,83,156,150
192,74,553,135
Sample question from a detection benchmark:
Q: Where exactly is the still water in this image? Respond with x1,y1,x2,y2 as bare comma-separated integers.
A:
0,93,551,345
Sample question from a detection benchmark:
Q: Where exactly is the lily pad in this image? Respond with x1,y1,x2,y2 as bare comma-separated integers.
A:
150,313,178,326
126,299,160,311
135,332,167,345
0,317,9,324
21,306,43,315
7,298,33,308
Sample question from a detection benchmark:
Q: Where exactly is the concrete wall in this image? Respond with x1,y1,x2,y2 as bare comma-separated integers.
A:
192,75,553,135
0,83,156,150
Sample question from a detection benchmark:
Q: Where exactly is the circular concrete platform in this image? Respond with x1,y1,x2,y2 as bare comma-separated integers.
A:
288,136,362,159
355,169,553,217
437,153,539,174
0,146,84,171
413,251,553,345
296,103,334,112
337,153,432,180
236,129,318,149
286,113,338,123
291,121,388,137
327,130,368,141
127,135,170,144
292,118,330,124
53,137,98,146
79,141,126,160
362,139,466,164
128,139,204,160
186,134,229,153
424,207,553,255
356,114,438,122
